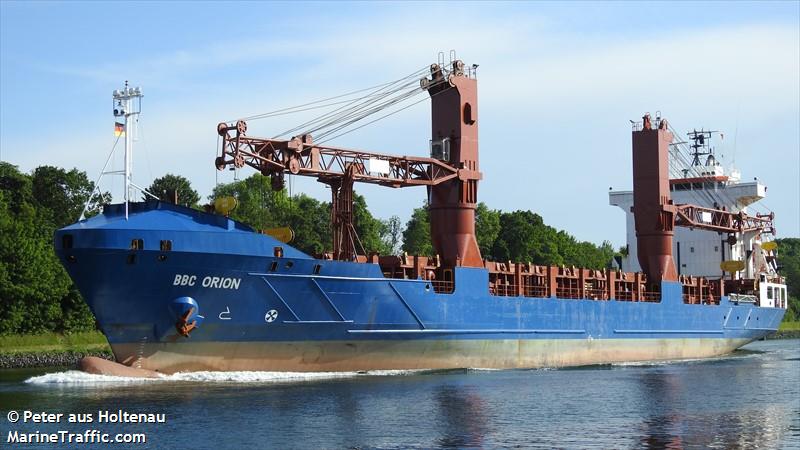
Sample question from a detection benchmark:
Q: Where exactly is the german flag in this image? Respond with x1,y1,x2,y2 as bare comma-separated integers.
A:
114,122,125,137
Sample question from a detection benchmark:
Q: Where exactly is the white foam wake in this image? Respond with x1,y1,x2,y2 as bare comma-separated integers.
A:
25,369,420,385
609,351,761,368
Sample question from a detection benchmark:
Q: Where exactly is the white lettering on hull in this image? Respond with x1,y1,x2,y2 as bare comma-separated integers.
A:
173,274,240,290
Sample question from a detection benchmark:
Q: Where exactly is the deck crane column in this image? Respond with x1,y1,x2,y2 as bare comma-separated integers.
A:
423,61,483,267
632,115,678,285
631,113,775,289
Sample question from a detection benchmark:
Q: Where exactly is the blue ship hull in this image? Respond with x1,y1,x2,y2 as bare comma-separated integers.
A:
55,202,785,373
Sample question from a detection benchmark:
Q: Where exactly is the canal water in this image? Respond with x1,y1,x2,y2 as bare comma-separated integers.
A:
1,339,798,449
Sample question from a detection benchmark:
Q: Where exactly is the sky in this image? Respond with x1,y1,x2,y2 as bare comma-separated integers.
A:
1,1,798,248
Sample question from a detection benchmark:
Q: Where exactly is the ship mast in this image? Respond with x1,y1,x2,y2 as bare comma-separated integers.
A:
113,82,144,219
80,82,153,221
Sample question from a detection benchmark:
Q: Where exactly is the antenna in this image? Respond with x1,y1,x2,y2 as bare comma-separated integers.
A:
112,82,147,219
687,128,718,168
80,82,154,221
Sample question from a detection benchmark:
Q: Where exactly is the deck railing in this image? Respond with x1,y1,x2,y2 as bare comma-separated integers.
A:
431,280,454,294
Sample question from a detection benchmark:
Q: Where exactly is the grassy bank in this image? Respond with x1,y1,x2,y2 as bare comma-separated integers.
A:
0,331,110,355
779,321,800,332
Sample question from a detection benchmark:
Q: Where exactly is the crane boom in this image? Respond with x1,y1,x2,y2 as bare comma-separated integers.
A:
214,125,464,188
674,204,774,235
215,60,483,264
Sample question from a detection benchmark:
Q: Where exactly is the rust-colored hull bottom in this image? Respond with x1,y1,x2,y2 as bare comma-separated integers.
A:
79,356,160,378
112,338,752,374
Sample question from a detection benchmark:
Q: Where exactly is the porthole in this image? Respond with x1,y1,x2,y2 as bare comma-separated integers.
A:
285,261,294,269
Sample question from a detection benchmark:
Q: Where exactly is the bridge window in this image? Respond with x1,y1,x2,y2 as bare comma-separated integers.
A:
767,286,773,300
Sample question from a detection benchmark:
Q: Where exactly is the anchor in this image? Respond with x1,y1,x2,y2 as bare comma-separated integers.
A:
176,306,198,337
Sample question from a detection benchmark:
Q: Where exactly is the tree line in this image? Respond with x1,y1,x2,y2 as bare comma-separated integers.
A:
1,165,797,335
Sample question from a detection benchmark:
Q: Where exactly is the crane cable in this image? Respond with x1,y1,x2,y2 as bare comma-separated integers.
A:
261,66,432,137
667,123,742,209
287,69,433,138
223,65,457,146
666,123,773,233
313,81,436,142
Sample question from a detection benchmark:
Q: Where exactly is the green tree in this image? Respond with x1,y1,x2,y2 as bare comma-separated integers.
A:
401,203,432,256
0,163,108,334
493,210,541,263
399,200,612,269
776,238,800,322
475,202,500,259
31,166,108,227
210,174,331,255
353,193,390,255
380,216,402,255
0,164,72,333
283,194,331,255
146,174,200,208
211,174,284,229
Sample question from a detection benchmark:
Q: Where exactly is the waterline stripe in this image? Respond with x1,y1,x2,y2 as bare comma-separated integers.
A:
614,329,724,335
347,329,586,335
283,320,355,324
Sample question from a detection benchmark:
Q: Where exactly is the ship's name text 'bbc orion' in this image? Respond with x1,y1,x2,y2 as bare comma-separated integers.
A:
173,274,241,290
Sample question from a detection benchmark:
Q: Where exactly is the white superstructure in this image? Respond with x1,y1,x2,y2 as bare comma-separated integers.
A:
609,126,786,308
610,177,766,278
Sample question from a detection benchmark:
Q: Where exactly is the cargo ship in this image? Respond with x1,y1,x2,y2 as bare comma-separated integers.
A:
56,58,787,373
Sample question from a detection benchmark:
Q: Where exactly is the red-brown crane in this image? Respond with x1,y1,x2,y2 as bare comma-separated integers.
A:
215,60,483,267
631,114,774,286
